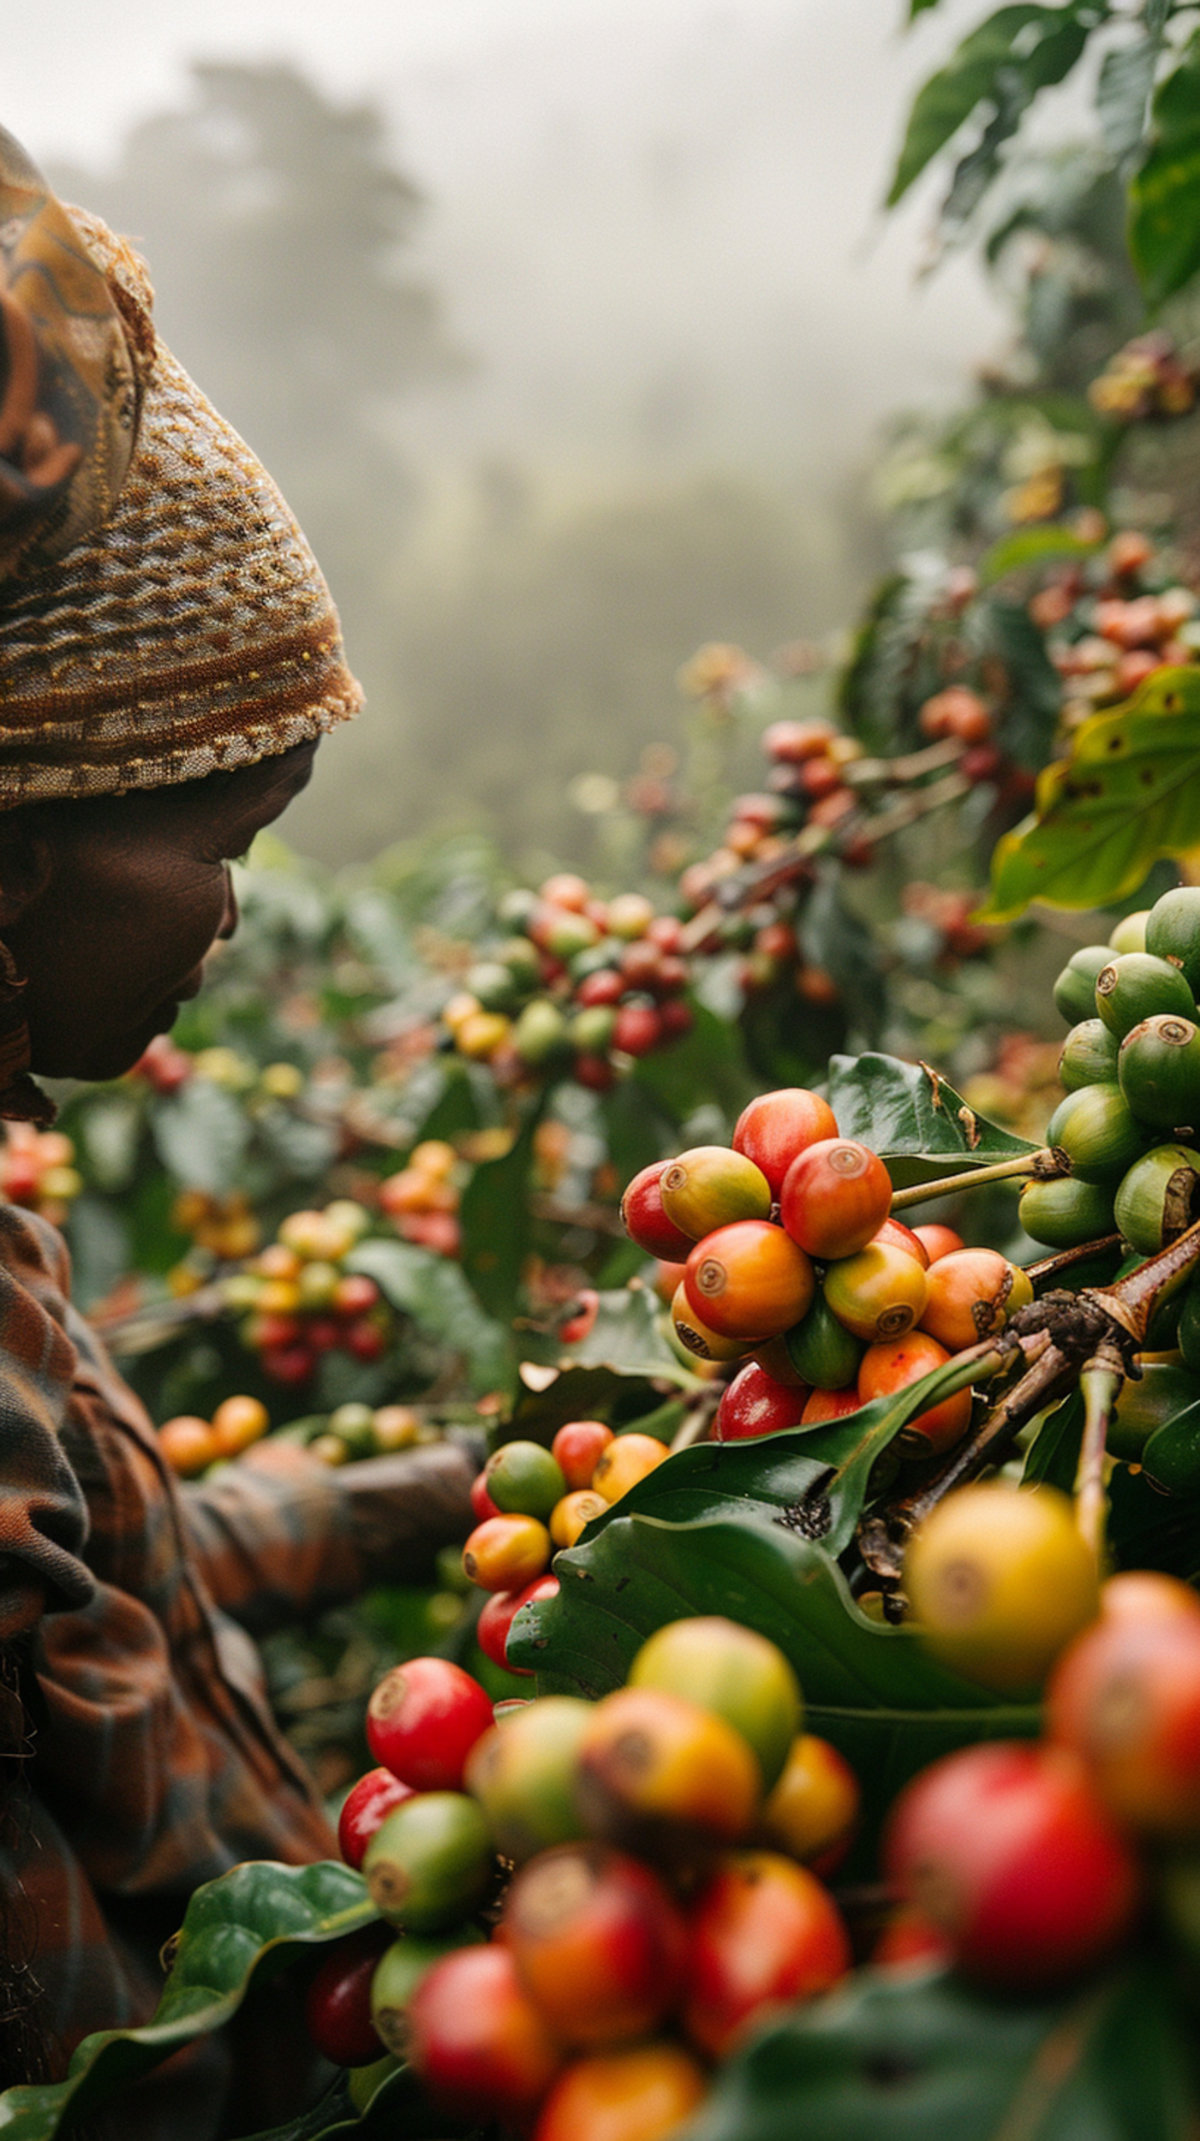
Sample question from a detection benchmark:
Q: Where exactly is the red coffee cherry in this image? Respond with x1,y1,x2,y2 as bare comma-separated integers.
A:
338,1766,415,1870
504,1843,687,2048
682,1851,850,2057
1046,1606,1200,1838
408,1942,562,2119
683,1220,815,1340
714,1360,810,1441
366,1657,495,1790
304,1922,394,2067
780,1140,893,1260
620,1161,696,1261
884,1741,1141,1990
731,1087,839,1197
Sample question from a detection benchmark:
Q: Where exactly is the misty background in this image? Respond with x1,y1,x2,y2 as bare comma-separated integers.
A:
5,0,1006,866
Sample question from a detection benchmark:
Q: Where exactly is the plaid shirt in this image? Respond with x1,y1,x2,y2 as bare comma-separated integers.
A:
0,1205,475,2135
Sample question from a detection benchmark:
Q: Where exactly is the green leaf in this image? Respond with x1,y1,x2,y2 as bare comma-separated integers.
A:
978,519,1104,585
457,1105,542,1323
1130,30,1200,304
151,1078,250,1196
1022,1388,1085,1489
981,666,1200,920
0,1862,375,2140
1096,29,1164,170
510,1510,1036,1841
910,0,944,15
347,1238,512,1394
967,598,1064,771
506,1359,696,1447
678,1957,1197,2141
888,7,1089,207
826,1052,1038,1184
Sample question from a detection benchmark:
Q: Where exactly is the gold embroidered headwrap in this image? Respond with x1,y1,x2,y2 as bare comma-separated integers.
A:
0,124,362,806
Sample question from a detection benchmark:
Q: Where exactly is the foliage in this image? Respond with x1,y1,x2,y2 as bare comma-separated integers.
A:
983,664,1200,916
891,1,1200,312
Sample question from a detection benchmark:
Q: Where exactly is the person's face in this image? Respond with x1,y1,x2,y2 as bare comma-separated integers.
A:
0,742,317,1081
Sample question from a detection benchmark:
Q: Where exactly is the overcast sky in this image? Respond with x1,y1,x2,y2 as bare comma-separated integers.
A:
3,0,1007,483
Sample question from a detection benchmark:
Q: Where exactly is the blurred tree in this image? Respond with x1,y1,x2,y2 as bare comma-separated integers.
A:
53,62,458,765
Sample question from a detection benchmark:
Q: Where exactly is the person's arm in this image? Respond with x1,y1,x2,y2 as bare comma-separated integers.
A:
0,1211,94,1650
179,1434,480,1637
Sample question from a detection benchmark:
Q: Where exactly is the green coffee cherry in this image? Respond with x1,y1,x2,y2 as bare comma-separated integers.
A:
484,1439,566,1521
1108,910,1151,955
464,1697,591,1862
568,1005,617,1053
1118,1015,1200,1131
1179,1277,1200,1376
498,935,542,987
512,998,568,1065
1053,945,1114,1026
784,1292,864,1390
1044,1083,1146,1183
466,960,520,1013
1142,1380,1200,1494
370,1933,476,2057
328,1401,380,1459
1059,1019,1119,1094
1018,1175,1116,1248
363,1792,493,1932
1108,1363,1200,1462
1146,886,1200,995
1113,1143,1200,1255
1095,952,1196,1038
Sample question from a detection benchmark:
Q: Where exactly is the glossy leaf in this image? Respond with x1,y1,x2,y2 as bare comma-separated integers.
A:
0,1862,376,2141
826,1051,1037,1183
457,1103,543,1323
909,0,943,15
888,7,1090,208
152,1077,250,1197
346,1238,511,1395
1096,28,1165,170
679,1958,1197,2141
1130,30,1200,304
978,519,1103,584
982,667,1200,919
510,1508,1035,1840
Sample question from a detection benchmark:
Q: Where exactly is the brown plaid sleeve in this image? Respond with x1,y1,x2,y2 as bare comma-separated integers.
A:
180,1436,478,1636
0,1207,93,1650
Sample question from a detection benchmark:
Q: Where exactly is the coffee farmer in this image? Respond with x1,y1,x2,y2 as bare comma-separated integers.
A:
0,128,477,2133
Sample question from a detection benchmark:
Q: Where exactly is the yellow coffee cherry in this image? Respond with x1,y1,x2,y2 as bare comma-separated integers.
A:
903,1482,1100,1693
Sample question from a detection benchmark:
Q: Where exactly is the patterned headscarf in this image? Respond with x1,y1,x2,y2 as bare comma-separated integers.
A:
0,124,362,807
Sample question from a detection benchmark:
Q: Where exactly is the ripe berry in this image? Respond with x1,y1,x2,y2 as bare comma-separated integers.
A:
714,1360,810,1441
338,1767,415,1870
822,1240,929,1344
683,1220,815,1340
857,1330,971,1456
533,2042,707,2141
408,1943,562,2119
885,1742,1141,1990
504,1843,686,2047
732,1088,839,1195
903,1482,1099,1692
1046,1605,1200,1836
551,1419,614,1488
477,1574,560,1674
919,1248,1033,1351
660,1146,772,1238
366,1657,495,1790
682,1852,850,2057
591,1433,670,1503
780,1139,893,1260
762,1734,860,1874
620,1161,696,1261
304,1923,394,2067
629,1617,801,1792
576,1687,761,1847
463,1513,553,1592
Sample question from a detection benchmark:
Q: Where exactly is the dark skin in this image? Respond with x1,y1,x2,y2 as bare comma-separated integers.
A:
0,741,317,1082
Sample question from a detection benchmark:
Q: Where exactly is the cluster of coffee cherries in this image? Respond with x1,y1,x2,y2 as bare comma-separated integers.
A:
158,1393,271,1477
622,1087,1031,1463
306,1619,863,2136
1033,530,1199,723
1088,333,1198,425
168,1190,262,1283
0,1123,82,1226
439,873,693,1094
217,1201,389,1386
377,1138,462,1260
1030,886,1200,1260
460,1424,673,1672
885,1487,1200,1998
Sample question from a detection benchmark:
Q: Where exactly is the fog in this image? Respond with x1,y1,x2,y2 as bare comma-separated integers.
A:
4,0,1009,864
